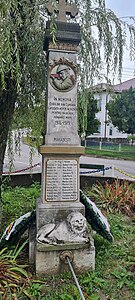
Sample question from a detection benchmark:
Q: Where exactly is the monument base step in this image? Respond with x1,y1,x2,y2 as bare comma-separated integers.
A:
35,241,95,276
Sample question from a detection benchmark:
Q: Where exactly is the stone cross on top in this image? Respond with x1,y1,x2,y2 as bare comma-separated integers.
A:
45,0,78,23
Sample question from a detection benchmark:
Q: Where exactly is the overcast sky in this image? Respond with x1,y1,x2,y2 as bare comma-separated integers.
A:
105,0,135,83
106,0,135,17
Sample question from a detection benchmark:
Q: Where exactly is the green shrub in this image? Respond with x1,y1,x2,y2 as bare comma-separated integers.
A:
88,180,135,218
2,182,41,230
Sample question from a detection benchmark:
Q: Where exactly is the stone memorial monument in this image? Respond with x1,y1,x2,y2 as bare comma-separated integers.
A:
35,0,95,276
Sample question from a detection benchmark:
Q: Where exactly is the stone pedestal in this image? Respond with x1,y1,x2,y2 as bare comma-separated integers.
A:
33,20,95,276
37,146,85,230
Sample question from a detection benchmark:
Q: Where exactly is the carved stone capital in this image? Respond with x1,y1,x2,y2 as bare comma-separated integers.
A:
44,21,81,52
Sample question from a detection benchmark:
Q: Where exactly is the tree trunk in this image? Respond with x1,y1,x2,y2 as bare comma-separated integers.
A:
0,76,17,232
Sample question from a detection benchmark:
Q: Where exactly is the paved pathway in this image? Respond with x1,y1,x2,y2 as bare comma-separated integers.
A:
80,155,135,181
3,142,135,181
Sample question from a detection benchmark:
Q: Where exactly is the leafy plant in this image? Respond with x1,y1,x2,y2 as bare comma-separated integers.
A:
111,266,134,289
88,180,135,218
27,282,43,298
59,294,74,300
0,243,32,300
89,294,100,300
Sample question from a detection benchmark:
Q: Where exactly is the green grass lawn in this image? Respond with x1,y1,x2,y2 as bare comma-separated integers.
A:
85,146,135,161
1,183,135,299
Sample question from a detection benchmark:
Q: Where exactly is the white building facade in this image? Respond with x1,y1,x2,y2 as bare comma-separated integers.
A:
89,79,135,139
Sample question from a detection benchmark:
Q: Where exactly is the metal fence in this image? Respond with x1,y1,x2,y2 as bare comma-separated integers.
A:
81,140,134,152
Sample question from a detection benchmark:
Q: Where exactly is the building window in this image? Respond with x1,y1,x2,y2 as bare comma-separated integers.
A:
98,124,101,134
97,99,102,111
109,127,113,136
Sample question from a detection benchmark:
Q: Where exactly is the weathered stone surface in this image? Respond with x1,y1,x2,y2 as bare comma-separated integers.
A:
36,212,89,245
39,145,85,155
40,154,81,204
48,42,79,52
36,197,85,231
50,21,80,33
34,14,95,275
46,159,78,202
44,22,81,52
45,51,80,146
45,1,78,23
36,241,95,276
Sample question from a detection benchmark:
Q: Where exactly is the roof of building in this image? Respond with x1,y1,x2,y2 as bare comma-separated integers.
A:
92,83,114,92
113,77,135,92
92,78,135,93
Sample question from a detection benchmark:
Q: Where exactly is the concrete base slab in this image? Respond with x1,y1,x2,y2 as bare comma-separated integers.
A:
35,240,95,276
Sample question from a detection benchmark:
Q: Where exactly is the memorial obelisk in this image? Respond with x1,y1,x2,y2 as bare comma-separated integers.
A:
35,0,95,276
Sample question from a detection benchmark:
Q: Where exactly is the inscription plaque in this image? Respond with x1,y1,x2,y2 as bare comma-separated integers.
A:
46,159,78,201
48,96,77,129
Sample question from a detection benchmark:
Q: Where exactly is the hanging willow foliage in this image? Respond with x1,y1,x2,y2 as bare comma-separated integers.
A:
0,0,47,170
75,0,135,134
1,1,135,89
0,0,135,159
